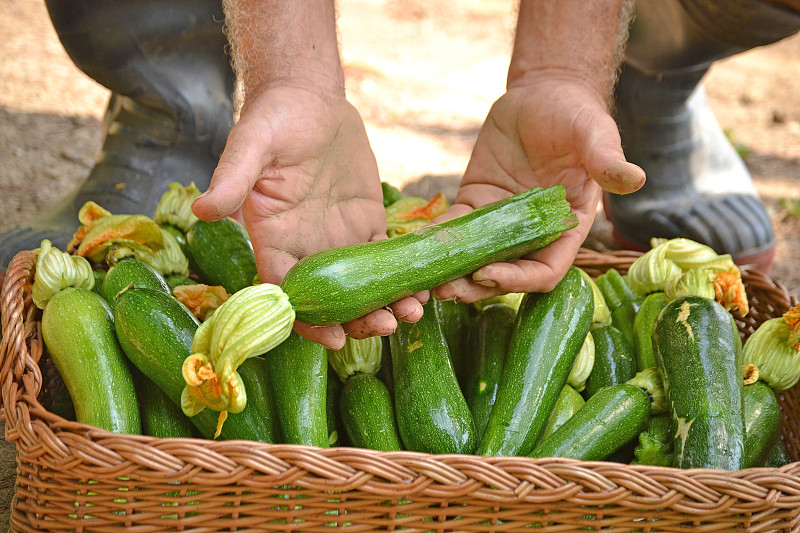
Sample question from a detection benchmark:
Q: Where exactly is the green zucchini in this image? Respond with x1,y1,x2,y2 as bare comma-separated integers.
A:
583,325,637,399
268,331,329,447
238,356,283,445
41,287,141,434
478,266,593,456
165,273,198,293
281,185,577,325
340,374,402,451
435,298,473,390
539,384,586,443
326,368,346,447
381,181,405,207
632,292,666,371
101,258,169,308
132,368,199,438
113,287,274,442
743,380,781,469
653,296,745,470
632,415,673,467
185,218,257,294
530,384,650,461
763,439,793,468
595,268,642,347
465,303,516,444
390,299,476,454
90,269,107,297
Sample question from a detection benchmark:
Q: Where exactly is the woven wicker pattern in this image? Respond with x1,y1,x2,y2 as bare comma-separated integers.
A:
2,248,800,532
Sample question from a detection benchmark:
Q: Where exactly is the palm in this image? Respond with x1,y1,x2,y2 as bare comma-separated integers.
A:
435,80,644,301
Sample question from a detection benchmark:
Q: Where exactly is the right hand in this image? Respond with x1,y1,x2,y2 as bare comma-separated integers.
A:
192,83,424,349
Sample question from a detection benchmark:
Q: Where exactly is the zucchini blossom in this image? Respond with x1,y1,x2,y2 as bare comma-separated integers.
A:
106,227,190,277
181,283,295,433
32,239,95,309
578,267,611,326
69,201,164,264
567,332,595,393
173,284,231,322
742,303,800,394
626,366,667,414
663,267,716,303
385,192,448,238
153,181,201,233
328,335,383,383
626,243,683,296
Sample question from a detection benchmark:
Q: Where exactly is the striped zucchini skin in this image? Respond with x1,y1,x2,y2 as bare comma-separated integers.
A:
42,288,141,434
281,186,577,325
391,300,476,455
132,368,199,439
478,267,593,457
113,288,274,442
340,374,402,451
268,331,329,448
632,292,666,371
530,384,650,461
653,296,745,470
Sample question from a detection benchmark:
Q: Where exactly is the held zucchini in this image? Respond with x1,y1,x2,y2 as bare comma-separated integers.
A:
391,299,476,454
653,296,745,470
41,287,142,434
478,266,593,457
281,185,577,325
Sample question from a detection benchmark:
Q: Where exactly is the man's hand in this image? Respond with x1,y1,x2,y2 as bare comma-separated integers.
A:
193,84,423,349
433,77,645,303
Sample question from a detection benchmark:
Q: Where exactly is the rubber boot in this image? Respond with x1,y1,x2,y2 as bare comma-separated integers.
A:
604,0,800,273
0,0,234,269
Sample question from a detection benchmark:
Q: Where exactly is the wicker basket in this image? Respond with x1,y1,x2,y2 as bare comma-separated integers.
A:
2,248,800,532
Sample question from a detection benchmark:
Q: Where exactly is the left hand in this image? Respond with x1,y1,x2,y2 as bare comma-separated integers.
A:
433,76,645,303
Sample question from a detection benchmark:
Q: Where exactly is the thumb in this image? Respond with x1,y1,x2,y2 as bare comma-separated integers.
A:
582,114,646,195
192,120,275,221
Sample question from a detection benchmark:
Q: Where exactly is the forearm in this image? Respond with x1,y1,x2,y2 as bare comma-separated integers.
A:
508,0,634,106
222,0,345,108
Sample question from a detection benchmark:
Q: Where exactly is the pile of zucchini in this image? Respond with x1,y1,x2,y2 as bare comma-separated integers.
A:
32,182,797,471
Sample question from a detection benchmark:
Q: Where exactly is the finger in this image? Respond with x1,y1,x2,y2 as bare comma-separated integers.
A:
581,114,646,195
293,321,346,350
342,308,397,339
388,295,425,323
432,276,503,303
192,119,275,221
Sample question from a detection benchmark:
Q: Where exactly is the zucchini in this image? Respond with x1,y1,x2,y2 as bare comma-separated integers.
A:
632,292,666,371
465,303,516,444
268,331,329,447
478,266,593,456
132,368,199,438
101,258,169,308
185,218,257,294
114,287,274,441
595,268,642,347
381,181,405,207
390,299,476,454
632,415,673,467
530,384,650,461
41,287,141,434
435,298,473,390
165,273,198,293
339,374,402,451
583,325,637,399
763,439,793,468
281,185,577,325
326,368,346,447
539,384,585,443
653,296,745,470
238,356,283,445
743,380,781,469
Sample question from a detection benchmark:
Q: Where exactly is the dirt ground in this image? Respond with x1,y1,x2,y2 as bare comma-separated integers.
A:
0,0,799,529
